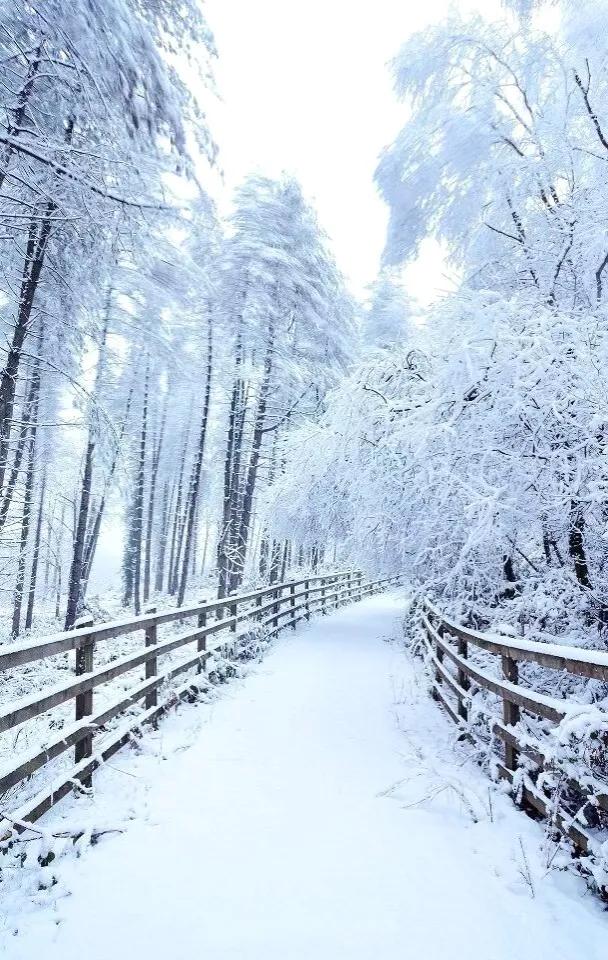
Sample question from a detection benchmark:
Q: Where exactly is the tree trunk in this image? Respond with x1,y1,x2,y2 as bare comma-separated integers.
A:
64,438,95,629
155,480,173,593
177,322,213,606
132,366,150,614
0,116,75,491
228,324,274,593
167,427,190,595
82,384,133,594
64,313,110,628
25,472,46,630
217,329,245,599
0,363,40,532
569,503,592,589
11,439,36,638
144,397,167,602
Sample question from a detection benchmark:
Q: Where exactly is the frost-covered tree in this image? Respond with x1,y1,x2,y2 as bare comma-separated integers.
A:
0,0,218,632
272,0,608,643
362,270,413,349
376,2,608,310
215,174,356,597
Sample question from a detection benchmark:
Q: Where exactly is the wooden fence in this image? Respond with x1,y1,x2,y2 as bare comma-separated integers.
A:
421,598,608,881
0,571,399,839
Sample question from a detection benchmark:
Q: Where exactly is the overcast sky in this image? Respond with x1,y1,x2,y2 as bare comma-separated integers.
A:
203,0,478,301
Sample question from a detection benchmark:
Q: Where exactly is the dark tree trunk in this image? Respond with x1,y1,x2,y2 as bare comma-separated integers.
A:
25,472,46,630
0,368,39,531
500,554,519,601
12,440,36,638
167,429,190,596
569,504,592,589
0,42,42,193
177,322,213,606
217,328,245,599
228,326,274,593
64,438,95,629
64,314,110,628
131,366,150,614
0,116,75,488
269,540,282,584
82,384,133,594
259,536,269,580
144,397,167,603
155,480,172,593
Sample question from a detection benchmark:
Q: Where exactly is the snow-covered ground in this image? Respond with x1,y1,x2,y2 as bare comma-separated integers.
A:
2,593,606,957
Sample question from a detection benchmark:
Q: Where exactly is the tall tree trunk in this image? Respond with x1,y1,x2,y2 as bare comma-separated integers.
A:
217,329,244,599
82,384,133,593
177,322,213,606
131,365,150,615
279,540,290,582
155,480,173,594
64,438,95,629
144,397,167,602
569,503,592,589
167,427,190,596
54,503,66,620
0,362,40,532
25,471,46,630
11,439,36,638
228,321,275,593
269,539,282,584
64,313,110,628
0,113,74,488
200,517,210,577
259,536,269,580
0,42,43,194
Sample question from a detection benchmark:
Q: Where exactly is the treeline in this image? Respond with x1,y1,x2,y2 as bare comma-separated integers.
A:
0,1,355,637
273,0,608,643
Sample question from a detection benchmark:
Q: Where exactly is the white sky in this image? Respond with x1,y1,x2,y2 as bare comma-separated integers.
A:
203,0,474,301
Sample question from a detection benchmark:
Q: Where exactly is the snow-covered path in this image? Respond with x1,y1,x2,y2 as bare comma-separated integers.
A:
4,593,607,957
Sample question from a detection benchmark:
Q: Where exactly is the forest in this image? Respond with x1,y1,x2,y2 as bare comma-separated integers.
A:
277,0,608,652
0,0,356,640
2,0,608,658
3,0,608,949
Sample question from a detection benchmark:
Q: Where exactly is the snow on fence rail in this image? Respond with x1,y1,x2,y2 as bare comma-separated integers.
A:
421,599,608,891
0,571,399,839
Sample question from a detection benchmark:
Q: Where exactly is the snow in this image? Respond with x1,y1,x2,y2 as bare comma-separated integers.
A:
427,600,608,670
2,592,607,958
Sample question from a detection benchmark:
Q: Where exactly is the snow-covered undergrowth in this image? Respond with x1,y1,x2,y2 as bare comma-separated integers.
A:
1,593,606,958
407,600,608,894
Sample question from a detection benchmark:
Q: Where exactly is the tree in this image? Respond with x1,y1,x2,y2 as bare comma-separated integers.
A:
214,174,356,597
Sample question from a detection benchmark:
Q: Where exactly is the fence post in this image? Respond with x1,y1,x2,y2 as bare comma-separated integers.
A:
74,615,95,784
290,582,296,628
305,579,310,620
431,620,444,702
501,655,520,770
144,607,158,710
197,601,207,674
456,635,470,722
230,597,238,659
272,587,280,629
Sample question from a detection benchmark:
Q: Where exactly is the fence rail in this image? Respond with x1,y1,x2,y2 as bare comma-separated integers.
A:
421,599,608,876
0,571,399,839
